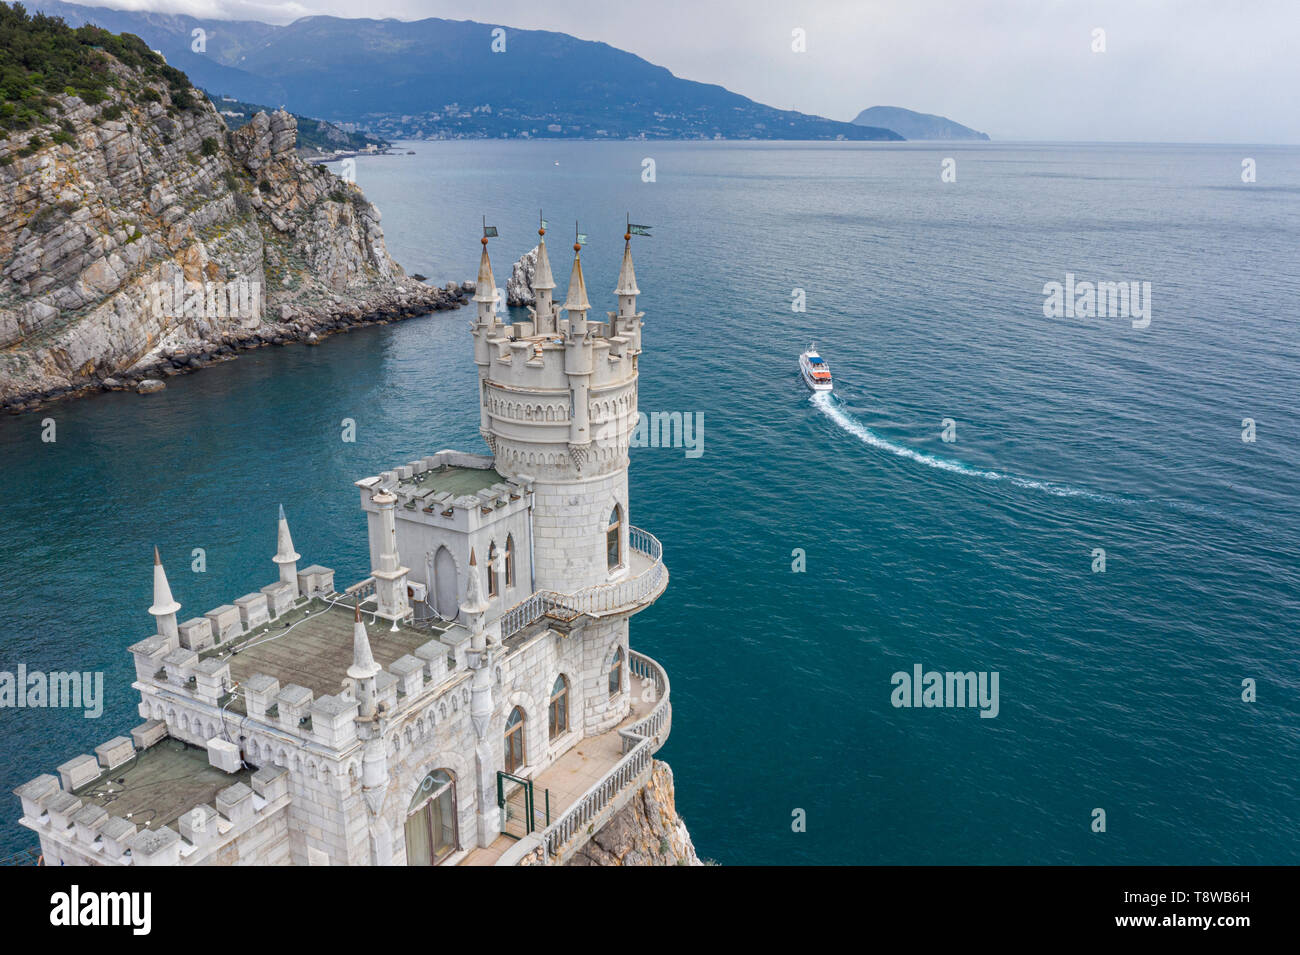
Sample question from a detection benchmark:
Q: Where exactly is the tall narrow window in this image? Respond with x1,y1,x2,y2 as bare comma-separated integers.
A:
504,706,525,774
487,541,499,598
505,534,515,589
606,505,623,571
548,675,569,740
404,769,457,866
608,646,624,698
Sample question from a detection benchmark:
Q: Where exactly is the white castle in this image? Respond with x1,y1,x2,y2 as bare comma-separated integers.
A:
13,226,671,866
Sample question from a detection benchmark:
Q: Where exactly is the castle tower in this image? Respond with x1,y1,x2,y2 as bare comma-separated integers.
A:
370,489,410,623
272,504,301,596
476,227,644,594
149,547,181,641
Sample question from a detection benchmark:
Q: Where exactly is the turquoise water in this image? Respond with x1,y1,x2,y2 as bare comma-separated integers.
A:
2,141,1299,864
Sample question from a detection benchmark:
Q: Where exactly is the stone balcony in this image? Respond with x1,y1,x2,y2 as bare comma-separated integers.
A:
501,525,668,639
460,648,670,866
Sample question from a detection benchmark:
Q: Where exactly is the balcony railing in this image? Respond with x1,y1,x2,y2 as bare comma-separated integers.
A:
537,649,671,861
501,526,665,640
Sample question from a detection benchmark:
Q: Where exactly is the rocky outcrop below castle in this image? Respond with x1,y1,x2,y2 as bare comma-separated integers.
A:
0,57,465,413
506,245,539,307
566,761,701,866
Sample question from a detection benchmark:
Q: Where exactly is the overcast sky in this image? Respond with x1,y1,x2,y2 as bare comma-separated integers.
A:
75,0,1300,143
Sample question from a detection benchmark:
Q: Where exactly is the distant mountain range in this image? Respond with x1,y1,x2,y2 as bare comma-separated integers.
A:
852,106,990,141
31,1,904,142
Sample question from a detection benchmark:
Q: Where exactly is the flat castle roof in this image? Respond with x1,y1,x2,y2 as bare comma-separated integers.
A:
214,599,458,703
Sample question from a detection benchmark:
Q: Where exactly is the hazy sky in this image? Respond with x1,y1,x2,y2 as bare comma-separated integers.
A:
73,0,1300,143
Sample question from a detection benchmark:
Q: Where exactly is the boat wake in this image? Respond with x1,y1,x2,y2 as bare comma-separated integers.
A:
810,390,1193,511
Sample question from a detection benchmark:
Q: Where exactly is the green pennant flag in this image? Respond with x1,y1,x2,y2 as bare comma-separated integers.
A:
628,223,652,237
576,232,588,246
483,225,499,238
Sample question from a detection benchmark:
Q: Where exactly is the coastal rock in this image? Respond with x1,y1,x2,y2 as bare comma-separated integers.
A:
564,761,702,867
0,50,465,412
136,379,166,394
506,245,539,307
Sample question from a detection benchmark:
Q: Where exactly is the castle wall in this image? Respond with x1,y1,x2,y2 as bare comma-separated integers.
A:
530,470,629,593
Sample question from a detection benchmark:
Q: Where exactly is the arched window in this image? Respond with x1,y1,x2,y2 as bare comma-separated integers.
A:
549,675,569,740
606,505,623,571
608,646,624,698
504,706,526,774
505,534,515,589
487,541,499,598
405,769,456,865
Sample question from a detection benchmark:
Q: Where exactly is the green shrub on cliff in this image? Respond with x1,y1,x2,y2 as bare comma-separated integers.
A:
0,2,204,134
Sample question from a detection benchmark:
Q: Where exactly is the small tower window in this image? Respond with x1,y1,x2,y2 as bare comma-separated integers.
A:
608,646,624,698
606,505,623,571
487,542,499,598
505,706,525,774
549,675,569,740
505,534,515,589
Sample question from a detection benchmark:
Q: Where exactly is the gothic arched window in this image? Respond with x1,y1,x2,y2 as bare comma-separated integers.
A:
606,505,623,571
487,541,499,598
504,706,525,774
404,768,456,866
549,675,569,740
505,534,515,589
608,646,624,698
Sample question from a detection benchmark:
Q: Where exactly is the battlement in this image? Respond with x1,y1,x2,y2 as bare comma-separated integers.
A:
14,736,289,866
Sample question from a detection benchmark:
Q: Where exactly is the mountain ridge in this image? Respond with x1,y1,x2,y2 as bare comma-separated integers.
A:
30,1,905,142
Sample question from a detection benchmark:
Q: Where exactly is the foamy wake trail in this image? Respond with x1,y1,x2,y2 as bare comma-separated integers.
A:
810,391,1134,506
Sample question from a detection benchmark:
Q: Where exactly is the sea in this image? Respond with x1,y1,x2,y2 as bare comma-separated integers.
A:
2,140,1298,864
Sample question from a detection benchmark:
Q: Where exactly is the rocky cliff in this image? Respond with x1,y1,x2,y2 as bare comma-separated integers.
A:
0,46,463,411
506,244,539,307
567,761,701,866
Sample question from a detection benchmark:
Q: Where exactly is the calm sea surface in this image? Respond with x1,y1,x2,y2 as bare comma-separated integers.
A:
2,140,1298,864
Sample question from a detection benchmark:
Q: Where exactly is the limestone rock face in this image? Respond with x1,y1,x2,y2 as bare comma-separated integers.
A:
0,61,459,408
506,245,538,307
566,761,702,867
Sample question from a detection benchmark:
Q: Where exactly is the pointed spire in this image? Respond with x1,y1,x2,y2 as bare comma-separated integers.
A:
532,236,555,291
473,237,497,305
273,504,300,566
564,245,590,312
615,239,639,297
347,600,381,681
149,547,180,617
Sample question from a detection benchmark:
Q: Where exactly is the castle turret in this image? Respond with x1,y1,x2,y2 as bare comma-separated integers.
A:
472,235,500,440
563,243,593,460
272,504,301,596
370,489,410,625
529,225,557,335
347,602,381,718
149,547,180,641
460,548,490,650
612,235,643,348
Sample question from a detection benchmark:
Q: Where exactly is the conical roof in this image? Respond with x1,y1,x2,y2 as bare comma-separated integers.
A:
473,244,497,304
532,238,555,291
564,251,590,312
149,546,181,617
615,241,640,297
